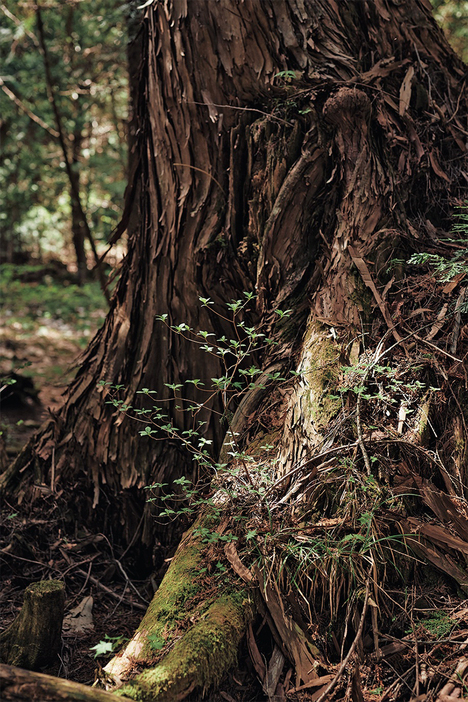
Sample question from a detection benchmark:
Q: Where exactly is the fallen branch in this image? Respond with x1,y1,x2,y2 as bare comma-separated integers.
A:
0,664,122,701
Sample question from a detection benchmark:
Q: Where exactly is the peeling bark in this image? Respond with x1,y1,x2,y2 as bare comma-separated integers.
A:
4,0,466,559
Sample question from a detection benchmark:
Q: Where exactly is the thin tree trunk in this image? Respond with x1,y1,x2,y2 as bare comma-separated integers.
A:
36,6,110,301
70,129,88,285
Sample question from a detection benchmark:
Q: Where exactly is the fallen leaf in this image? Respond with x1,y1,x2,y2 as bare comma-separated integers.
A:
429,149,451,182
63,595,94,633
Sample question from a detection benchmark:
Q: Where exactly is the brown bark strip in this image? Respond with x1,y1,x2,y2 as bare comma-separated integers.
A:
224,542,253,582
348,246,403,344
253,566,322,684
399,65,415,116
246,623,267,683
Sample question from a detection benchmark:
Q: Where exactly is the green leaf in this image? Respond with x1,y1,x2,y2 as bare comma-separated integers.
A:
148,633,165,650
90,640,115,658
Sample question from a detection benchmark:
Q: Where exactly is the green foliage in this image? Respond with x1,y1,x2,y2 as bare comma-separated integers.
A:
0,0,128,261
432,0,468,61
147,633,165,651
0,263,107,333
103,295,288,527
421,610,455,638
407,248,468,282
407,202,468,312
90,634,126,658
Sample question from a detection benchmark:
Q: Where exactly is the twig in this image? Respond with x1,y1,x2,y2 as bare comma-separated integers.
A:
314,578,371,702
113,559,150,605
75,569,147,611
402,329,462,363
0,3,40,45
263,442,359,497
0,77,59,137
75,560,93,598
188,100,293,127
172,163,226,195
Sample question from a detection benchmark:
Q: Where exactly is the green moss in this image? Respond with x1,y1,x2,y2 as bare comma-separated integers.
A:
116,593,252,701
417,395,431,445
128,521,208,662
301,322,341,429
27,580,64,594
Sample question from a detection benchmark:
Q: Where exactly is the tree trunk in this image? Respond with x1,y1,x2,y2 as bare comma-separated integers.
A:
70,129,88,285
2,2,467,693
4,0,466,549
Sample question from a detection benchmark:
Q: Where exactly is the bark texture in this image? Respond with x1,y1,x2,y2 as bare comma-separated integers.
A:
0,665,125,702
3,0,466,555
0,581,65,670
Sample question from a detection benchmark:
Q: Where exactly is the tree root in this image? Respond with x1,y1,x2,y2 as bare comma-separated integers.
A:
115,594,251,701
104,519,253,701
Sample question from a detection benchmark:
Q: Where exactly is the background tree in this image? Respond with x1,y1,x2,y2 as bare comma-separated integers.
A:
0,0,128,277
1,0,468,698
432,0,468,60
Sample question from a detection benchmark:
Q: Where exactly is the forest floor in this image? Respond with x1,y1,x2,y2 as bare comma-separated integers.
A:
0,262,140,686
0,263,263,699
1,264,468,701
0,262,108,453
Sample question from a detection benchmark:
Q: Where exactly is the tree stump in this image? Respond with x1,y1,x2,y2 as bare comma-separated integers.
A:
0,580,65,670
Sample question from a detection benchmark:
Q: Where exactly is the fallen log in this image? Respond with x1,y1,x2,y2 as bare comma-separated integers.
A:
0,664,124,702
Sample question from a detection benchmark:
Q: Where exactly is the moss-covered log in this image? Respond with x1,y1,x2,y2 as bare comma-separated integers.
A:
104,520,253,700
0,581,65,670
115,594,251,702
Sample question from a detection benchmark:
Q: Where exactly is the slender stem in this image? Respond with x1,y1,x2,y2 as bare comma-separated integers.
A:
314,577,370,702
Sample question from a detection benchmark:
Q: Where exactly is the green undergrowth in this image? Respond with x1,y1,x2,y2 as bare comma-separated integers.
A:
0,263,108,339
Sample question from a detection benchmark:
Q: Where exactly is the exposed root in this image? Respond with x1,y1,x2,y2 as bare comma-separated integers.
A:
103,517,253,700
